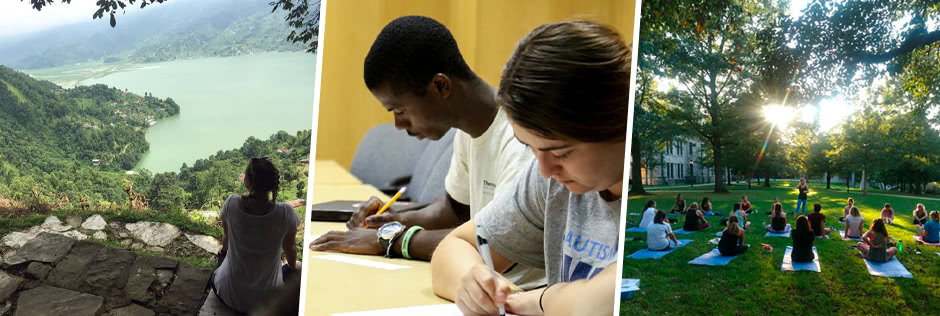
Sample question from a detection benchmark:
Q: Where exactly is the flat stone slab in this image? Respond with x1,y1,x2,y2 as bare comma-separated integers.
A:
82,215,107,230
25,262,52,280
17,232,76,263
65,216,84,229
15,285,104,316
126,222,180,247
125,255,178,304
93,231,108,240
40,216,72,232
158,262,211,315
3,250,27,266
0,271,24,302
47,241,105,290
104,303,155,316
1,231,37,249
64,230,89,241
185,234,221,254
83,247,136,308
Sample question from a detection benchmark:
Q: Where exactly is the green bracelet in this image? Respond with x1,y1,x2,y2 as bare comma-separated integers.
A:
401,225,424,259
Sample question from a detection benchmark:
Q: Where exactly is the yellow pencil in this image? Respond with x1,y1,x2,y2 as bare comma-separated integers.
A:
363,186,407,228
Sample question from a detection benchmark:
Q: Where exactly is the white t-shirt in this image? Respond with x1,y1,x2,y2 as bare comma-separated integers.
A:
845,215,864,237
444,107,542,289
445,107,533,216
647,223,674,250
639,207,656,229
214,195,299,312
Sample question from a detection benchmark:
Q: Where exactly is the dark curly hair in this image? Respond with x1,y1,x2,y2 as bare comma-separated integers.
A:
363,15,475,96
245,157,280,202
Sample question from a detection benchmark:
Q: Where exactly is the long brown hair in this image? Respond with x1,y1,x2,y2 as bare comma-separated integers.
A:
497,20,629,143
772,202,783,217
725,215,741,235
795,215,812,234
870,218,889,237
244,157,281,202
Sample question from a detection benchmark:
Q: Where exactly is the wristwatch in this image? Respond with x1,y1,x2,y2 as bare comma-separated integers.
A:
377,221,405,258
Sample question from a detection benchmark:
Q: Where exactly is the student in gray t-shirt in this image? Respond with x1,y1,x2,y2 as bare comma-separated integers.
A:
430,20,629,316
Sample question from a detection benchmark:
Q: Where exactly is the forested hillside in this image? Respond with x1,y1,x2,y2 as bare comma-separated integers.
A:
0,66,309,212
2,0,304,70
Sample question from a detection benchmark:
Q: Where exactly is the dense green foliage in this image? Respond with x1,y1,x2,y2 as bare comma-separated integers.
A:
0,65,176,200
0,66,310,212
635,0,940,194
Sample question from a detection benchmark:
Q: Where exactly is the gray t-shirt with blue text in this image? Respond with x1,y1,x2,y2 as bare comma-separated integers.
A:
476,160,621,284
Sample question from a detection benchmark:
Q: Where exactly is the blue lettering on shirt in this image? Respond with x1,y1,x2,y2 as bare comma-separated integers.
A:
561,231,617,282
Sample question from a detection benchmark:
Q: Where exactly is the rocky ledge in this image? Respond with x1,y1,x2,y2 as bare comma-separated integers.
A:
0,232,211,315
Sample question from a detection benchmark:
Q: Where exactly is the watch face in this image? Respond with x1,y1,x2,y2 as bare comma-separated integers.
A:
378,221,403,239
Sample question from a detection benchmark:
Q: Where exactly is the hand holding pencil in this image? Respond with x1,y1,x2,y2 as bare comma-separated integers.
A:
346,187,408,229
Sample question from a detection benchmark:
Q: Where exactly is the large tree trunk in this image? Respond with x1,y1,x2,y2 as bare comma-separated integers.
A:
861,169,867,196
764,171,770,187
629,139,646,195
713,137,728,193
825,171,831,189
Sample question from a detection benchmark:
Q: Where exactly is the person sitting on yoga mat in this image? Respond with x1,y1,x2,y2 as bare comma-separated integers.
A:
839,197,855,222
844,206,865,239
913,203,928,227
790,215,815,263
857,218,897,262
211,157,301,313
670,194,687,214
639,200,657,229
701,197,713,215
918,211,940,244
767,203,788,233
648,211,679,251
718,215,749,256
807,203,831,237
684,202,710,232
721,202,749,228
880,203,895,225
764,197,781,215
740,195,753,214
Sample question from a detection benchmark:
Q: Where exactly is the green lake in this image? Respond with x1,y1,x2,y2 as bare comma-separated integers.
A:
62,52,317,173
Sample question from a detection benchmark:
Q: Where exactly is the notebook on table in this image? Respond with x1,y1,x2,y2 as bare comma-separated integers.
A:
309,200,426,222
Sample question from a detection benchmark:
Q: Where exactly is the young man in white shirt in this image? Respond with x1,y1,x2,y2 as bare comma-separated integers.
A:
309,15,544,289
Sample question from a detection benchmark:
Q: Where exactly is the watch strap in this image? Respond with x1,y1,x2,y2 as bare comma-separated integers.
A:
401,225,425,259
380,225,405,258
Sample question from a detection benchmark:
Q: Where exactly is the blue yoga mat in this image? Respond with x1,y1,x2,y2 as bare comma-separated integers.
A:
627,239,693,260
864,257,913,278
781,246,821,272
626,227,647,233
838,230,862,241
673,228,700,235
620,279,640,300
688,248,741,266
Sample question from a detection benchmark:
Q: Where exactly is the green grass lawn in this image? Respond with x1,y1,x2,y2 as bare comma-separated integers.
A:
621,183,940,315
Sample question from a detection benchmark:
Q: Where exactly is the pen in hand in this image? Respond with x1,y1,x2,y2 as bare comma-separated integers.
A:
476,232,506,316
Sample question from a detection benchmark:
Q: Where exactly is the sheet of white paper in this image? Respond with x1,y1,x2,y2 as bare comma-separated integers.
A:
332,304,519,316
312,254,411,271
